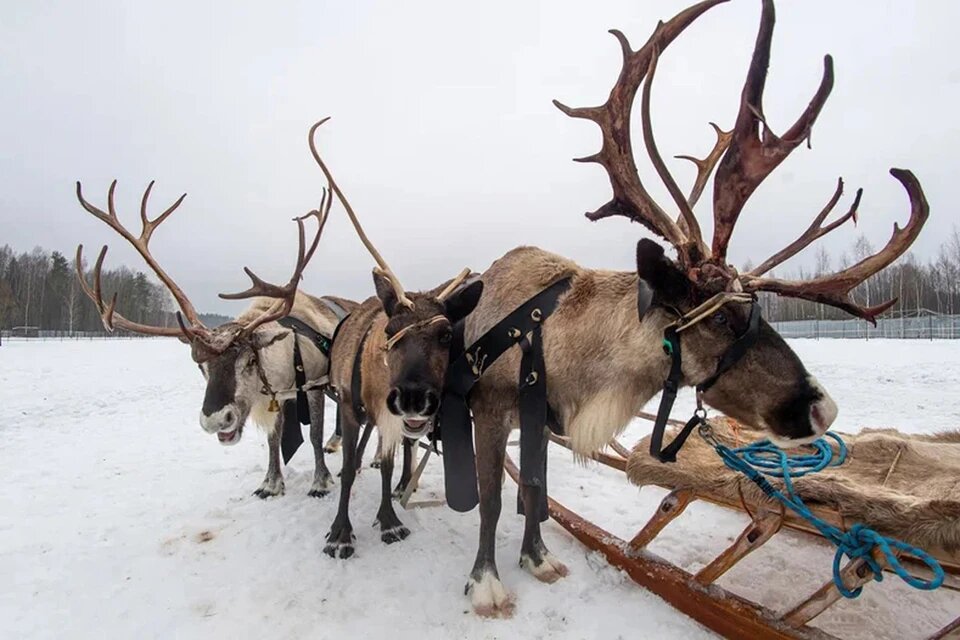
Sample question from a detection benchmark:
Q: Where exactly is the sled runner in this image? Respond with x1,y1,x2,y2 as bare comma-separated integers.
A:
521,415,960,640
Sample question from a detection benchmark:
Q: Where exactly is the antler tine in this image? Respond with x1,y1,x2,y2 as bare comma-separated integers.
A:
74,244,184,337
675,122,733,210
640,35,708,257
293,185,333,268
748,177,861,277
553,0,728,268
308,118,414,309
436,267,472,302
711,0,835,263
75,180,204,330
220,199,331,337
742,169,929,324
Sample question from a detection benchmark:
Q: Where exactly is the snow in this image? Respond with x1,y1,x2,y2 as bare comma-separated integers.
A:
1,338,958,639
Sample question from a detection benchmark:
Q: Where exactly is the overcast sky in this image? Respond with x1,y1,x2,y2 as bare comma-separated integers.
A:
2,0,957,315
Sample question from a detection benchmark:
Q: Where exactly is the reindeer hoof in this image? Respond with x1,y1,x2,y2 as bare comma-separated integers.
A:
369,460,381,469
308,474,334,498
252,481,284,499
380,525,410,544
520,552,569,584
323,526,356,559
466,572,515,618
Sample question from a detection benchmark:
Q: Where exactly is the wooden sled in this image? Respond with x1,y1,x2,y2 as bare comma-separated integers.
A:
510,414,960,640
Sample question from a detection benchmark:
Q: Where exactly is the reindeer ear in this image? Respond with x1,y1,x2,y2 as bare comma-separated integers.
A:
444,280,483,324
373,270,399,316
636,239,691,306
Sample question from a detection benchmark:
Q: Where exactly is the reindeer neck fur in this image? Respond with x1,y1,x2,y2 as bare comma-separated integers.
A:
466,246,676,456
238,290,350,431
328,297,405,453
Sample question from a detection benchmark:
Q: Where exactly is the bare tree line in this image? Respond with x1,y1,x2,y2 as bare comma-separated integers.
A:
2,227,958,334
0,245,229,334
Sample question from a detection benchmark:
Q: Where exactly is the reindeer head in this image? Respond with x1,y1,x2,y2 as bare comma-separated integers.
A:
75,179,330,445
374,271,483,439
557,0,929,443
306,118,483,439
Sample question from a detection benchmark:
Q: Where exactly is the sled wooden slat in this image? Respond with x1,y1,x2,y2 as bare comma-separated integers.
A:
628,489,694,551
695,508,782,585
782,549,889,627
503,454,835,640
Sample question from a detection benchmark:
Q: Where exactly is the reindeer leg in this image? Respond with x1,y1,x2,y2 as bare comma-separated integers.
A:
375,436,410,543
370,437,382,469
392,438,415,498
254,410,285,498
465,414,514,618
519,430,568,583
323,398,341,453
308,392,334,498
324,410,359,559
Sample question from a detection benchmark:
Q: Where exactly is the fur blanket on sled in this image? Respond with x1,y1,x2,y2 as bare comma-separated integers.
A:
626,420,960,555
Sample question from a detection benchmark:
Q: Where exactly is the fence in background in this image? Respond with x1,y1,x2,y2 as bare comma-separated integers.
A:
0,329,160,343
772,314,960,340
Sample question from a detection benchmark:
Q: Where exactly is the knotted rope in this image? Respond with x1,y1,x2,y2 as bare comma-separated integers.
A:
701,427,945,598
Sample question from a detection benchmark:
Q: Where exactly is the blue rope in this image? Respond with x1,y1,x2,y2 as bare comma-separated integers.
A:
709,430,944,598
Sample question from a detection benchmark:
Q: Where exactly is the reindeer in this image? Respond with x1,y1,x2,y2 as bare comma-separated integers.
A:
74,178,356,498
454,0,929,617
306,119,485,558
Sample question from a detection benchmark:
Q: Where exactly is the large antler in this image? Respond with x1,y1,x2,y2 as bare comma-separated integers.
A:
553,0,728,269
307,118,415,309
75,181,205,338
75,244,184,336
711,0,835,264
742,169,928,323
218,187,332,339
559,0,929,322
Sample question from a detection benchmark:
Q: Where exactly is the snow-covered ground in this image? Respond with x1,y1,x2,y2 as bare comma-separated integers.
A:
1,338,957,639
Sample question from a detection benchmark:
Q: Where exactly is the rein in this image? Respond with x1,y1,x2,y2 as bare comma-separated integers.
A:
649,292,761,463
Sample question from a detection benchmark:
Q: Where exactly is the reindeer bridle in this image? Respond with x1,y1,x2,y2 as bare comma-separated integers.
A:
650,294,762,464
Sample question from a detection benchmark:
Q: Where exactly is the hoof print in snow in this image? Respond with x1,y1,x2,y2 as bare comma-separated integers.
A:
194,530,216,544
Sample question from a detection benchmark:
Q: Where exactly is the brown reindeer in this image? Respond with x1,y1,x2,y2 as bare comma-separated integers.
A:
307,119,484,558
458,0,929,616
75,179,356,497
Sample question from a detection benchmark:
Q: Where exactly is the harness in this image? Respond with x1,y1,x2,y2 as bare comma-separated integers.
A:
648,291,761,463
267,297,351,463
439,277,573,516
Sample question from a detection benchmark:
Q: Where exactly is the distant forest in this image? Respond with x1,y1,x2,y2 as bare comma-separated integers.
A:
0,245,229,333
2,229,959,333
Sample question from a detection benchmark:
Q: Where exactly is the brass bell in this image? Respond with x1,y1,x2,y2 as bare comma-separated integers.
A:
268,397,280,412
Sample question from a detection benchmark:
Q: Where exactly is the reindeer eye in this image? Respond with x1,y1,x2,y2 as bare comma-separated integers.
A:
439,329,453,346
711,311,727,326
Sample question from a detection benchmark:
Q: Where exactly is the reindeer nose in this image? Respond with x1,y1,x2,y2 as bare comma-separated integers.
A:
388,385,440,417
808,377,838,435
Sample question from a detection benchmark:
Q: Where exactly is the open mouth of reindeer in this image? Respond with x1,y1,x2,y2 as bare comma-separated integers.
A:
217,425,242,445
401,417,433,440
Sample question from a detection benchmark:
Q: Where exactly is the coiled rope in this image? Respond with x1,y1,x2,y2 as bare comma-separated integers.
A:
703,429,945,598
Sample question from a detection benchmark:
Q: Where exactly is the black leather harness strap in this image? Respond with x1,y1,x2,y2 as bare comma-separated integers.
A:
276,305,350,464
439,276,572,513
649,300,762,463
